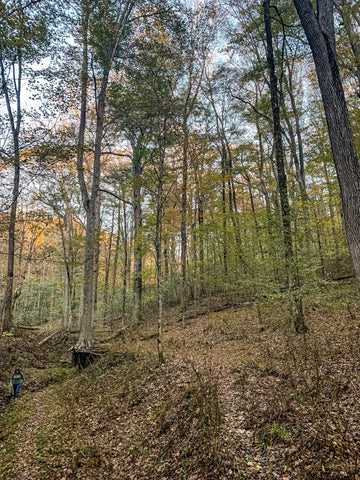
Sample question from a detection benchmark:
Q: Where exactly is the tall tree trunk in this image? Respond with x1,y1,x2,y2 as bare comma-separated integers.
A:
264,0,307,333
1,144,20,332
0,49,21,332
156,201,164,364
104,207,115,322
122,192,129,319
180,121,189,316
221,145,228,277
57,205,73,330
111,202,122,318
76,0,90,342
76,0,134,347
293,0,360,285
194,159,205,296
77,61,109,348
156,142,166,364
132,140,143,323
92,195,101,321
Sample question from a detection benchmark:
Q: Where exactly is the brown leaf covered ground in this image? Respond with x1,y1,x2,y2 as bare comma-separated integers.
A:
1,282,360,480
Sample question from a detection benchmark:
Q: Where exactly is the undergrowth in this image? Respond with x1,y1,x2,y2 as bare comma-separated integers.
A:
1,281,360,479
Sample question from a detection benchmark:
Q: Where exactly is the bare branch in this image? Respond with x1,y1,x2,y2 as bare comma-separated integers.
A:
230,91,272,123
101,151,132,159
99,188,133,206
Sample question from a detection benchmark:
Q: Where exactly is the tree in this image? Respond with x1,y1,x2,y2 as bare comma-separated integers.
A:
76,0,135,348
0,0,49,331
293,0,360,285
108,4,185,324
178,4,215,316
264,0,307,332
335,0,360,97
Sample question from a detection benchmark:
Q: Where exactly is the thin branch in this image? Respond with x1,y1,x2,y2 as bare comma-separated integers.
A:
99,188,133,206
0,251,70,264
8,0,43,16
100,151,132,159
129,10,164,24
161,175,179,209
230,91,272,123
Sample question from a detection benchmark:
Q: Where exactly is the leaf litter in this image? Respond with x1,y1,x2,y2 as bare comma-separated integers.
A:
1,300,360,479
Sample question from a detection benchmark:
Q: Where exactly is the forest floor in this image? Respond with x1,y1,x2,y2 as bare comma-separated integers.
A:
1,280,360,480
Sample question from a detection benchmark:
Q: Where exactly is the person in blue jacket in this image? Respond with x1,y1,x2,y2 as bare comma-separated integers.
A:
10,369,24,399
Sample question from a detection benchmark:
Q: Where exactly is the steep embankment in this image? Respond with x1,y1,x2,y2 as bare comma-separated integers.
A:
1,283,360,480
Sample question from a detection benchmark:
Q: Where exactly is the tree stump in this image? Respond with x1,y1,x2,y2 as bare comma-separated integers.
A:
71,347,105,370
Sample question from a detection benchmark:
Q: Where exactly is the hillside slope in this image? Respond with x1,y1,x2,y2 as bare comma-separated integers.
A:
1,284,360,480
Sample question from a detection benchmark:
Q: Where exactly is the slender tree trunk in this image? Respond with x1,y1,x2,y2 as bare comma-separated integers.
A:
156,206,164,363
104,207,115,322
122,194,129,319
111,202,122,318
76,0,90,343
255,120,273,232
65,203,75,329
2,148,20,331
264,0,307,333
221,145,228,277
180,121,189,317
156,143,166,364
293,0,360,285
132,140,143,323
57,207,73,330
76,0,134,348
194,160,205,296
163,235,169,280
77,61,109,347
0,46,22,331
92,195,101,321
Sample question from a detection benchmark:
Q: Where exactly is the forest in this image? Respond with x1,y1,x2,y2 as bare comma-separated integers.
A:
1,0,360,479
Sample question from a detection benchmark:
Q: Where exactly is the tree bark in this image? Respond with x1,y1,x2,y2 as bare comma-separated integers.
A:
293,0,360,284
264,0,307,333
156,142,165,365
132,139,143,323
104,207,115,322
76,0,134,348
0,50,21,332
180,120,189,315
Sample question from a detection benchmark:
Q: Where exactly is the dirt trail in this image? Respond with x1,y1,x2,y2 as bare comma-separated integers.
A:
10,392,46,480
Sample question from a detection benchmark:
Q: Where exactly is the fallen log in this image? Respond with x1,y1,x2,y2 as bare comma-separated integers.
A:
38,330,62,346
99,327,128,344
15,325,40,330
177,301,251,323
